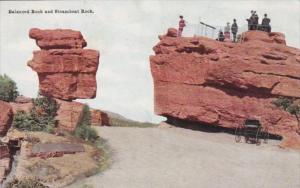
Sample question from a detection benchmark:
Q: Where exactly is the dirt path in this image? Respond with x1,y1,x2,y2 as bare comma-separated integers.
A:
69,126,300,188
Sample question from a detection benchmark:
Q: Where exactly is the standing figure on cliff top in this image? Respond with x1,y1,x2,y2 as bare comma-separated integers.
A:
224,22,231,39
253,12,259,30
261,14,271,32
178,15,186,37
247,10,256,30
231,19,238,42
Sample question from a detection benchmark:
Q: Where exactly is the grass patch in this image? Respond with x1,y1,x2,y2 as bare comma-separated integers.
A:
109,117,157,128
74,105,98,142
80,184,94,188
94,136,111,173
5,178,48,188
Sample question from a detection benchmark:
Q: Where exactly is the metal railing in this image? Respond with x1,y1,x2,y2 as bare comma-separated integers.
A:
182,21,279,40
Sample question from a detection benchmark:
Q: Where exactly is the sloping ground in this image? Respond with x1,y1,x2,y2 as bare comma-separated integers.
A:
69,127,300,188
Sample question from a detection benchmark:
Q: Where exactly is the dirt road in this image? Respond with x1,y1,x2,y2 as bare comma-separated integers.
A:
69,126,300,188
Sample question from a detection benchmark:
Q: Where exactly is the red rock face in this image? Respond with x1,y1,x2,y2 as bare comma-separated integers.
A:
29,28,87,50
28,28,100,101
55,99,85,132
90,109,110,126
150,29,300,149
0,101,13,136
10,96,33,115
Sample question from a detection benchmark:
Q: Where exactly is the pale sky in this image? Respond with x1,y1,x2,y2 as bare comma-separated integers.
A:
0,0,299,123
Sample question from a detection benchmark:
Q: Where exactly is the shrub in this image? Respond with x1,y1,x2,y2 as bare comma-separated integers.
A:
272,97,293,110
33,96,59,117
77,104,91,127
5,178,48,188
12,96,58,133
273,97,300,125
0,74,19,102
74,104,98,142
74,125,98,142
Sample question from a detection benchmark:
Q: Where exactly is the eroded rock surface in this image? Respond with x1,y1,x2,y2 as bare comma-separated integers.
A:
91,109,110,126
55,99,85,132
0,101,13,136
28,28,100,101
150,29,300,149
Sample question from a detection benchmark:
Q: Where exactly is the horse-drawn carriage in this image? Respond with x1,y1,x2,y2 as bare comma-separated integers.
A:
235,119,269,145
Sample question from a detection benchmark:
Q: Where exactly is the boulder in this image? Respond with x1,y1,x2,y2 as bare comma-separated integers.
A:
29,28,87,50
10,97,33,114
150,29,300,149
14,96,32,103
0,158,11,184
90,109,110,126
243,30,286,45
0,145,11,184
28,28,100,101
0,101,13,136
55,99,85,132
0,145,10,159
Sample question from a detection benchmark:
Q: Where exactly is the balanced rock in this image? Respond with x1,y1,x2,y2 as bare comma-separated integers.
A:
150,29,300,149
28,28,100,101
29,28,87,50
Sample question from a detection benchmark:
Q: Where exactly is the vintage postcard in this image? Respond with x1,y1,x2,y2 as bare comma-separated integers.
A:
0,0,299,187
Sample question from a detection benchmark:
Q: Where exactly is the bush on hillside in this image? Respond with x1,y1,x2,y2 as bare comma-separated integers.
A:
5,178,48,188
273,97,300,125
74,104,98,142
74,125,98,142
0,74,19,102
13,96,59,133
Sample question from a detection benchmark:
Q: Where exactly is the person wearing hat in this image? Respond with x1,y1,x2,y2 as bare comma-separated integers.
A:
224,22,231,39
231,19,238,42
253,11,259,30
247,10,256,30
178,15,186,37
261,13,271,32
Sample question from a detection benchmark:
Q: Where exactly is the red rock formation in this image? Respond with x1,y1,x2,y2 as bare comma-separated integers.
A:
150,29,300,149
90,109,110,126
55,99,85,132
28,28,100,101
29,28,87,50
0,101,13,136
0,157,11,184
10,96,33,115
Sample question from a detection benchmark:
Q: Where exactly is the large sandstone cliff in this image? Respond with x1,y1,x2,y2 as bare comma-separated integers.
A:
150,28,300,149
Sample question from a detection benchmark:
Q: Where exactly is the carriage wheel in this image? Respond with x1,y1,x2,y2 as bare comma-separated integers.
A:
256,127,262,146
264,131,269,144
235,127,242,143
244,136,249,143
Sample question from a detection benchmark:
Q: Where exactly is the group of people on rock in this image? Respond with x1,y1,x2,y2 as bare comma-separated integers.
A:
177,11,272,43
247,10,271,32
217,11,271,42
217,19,238,42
